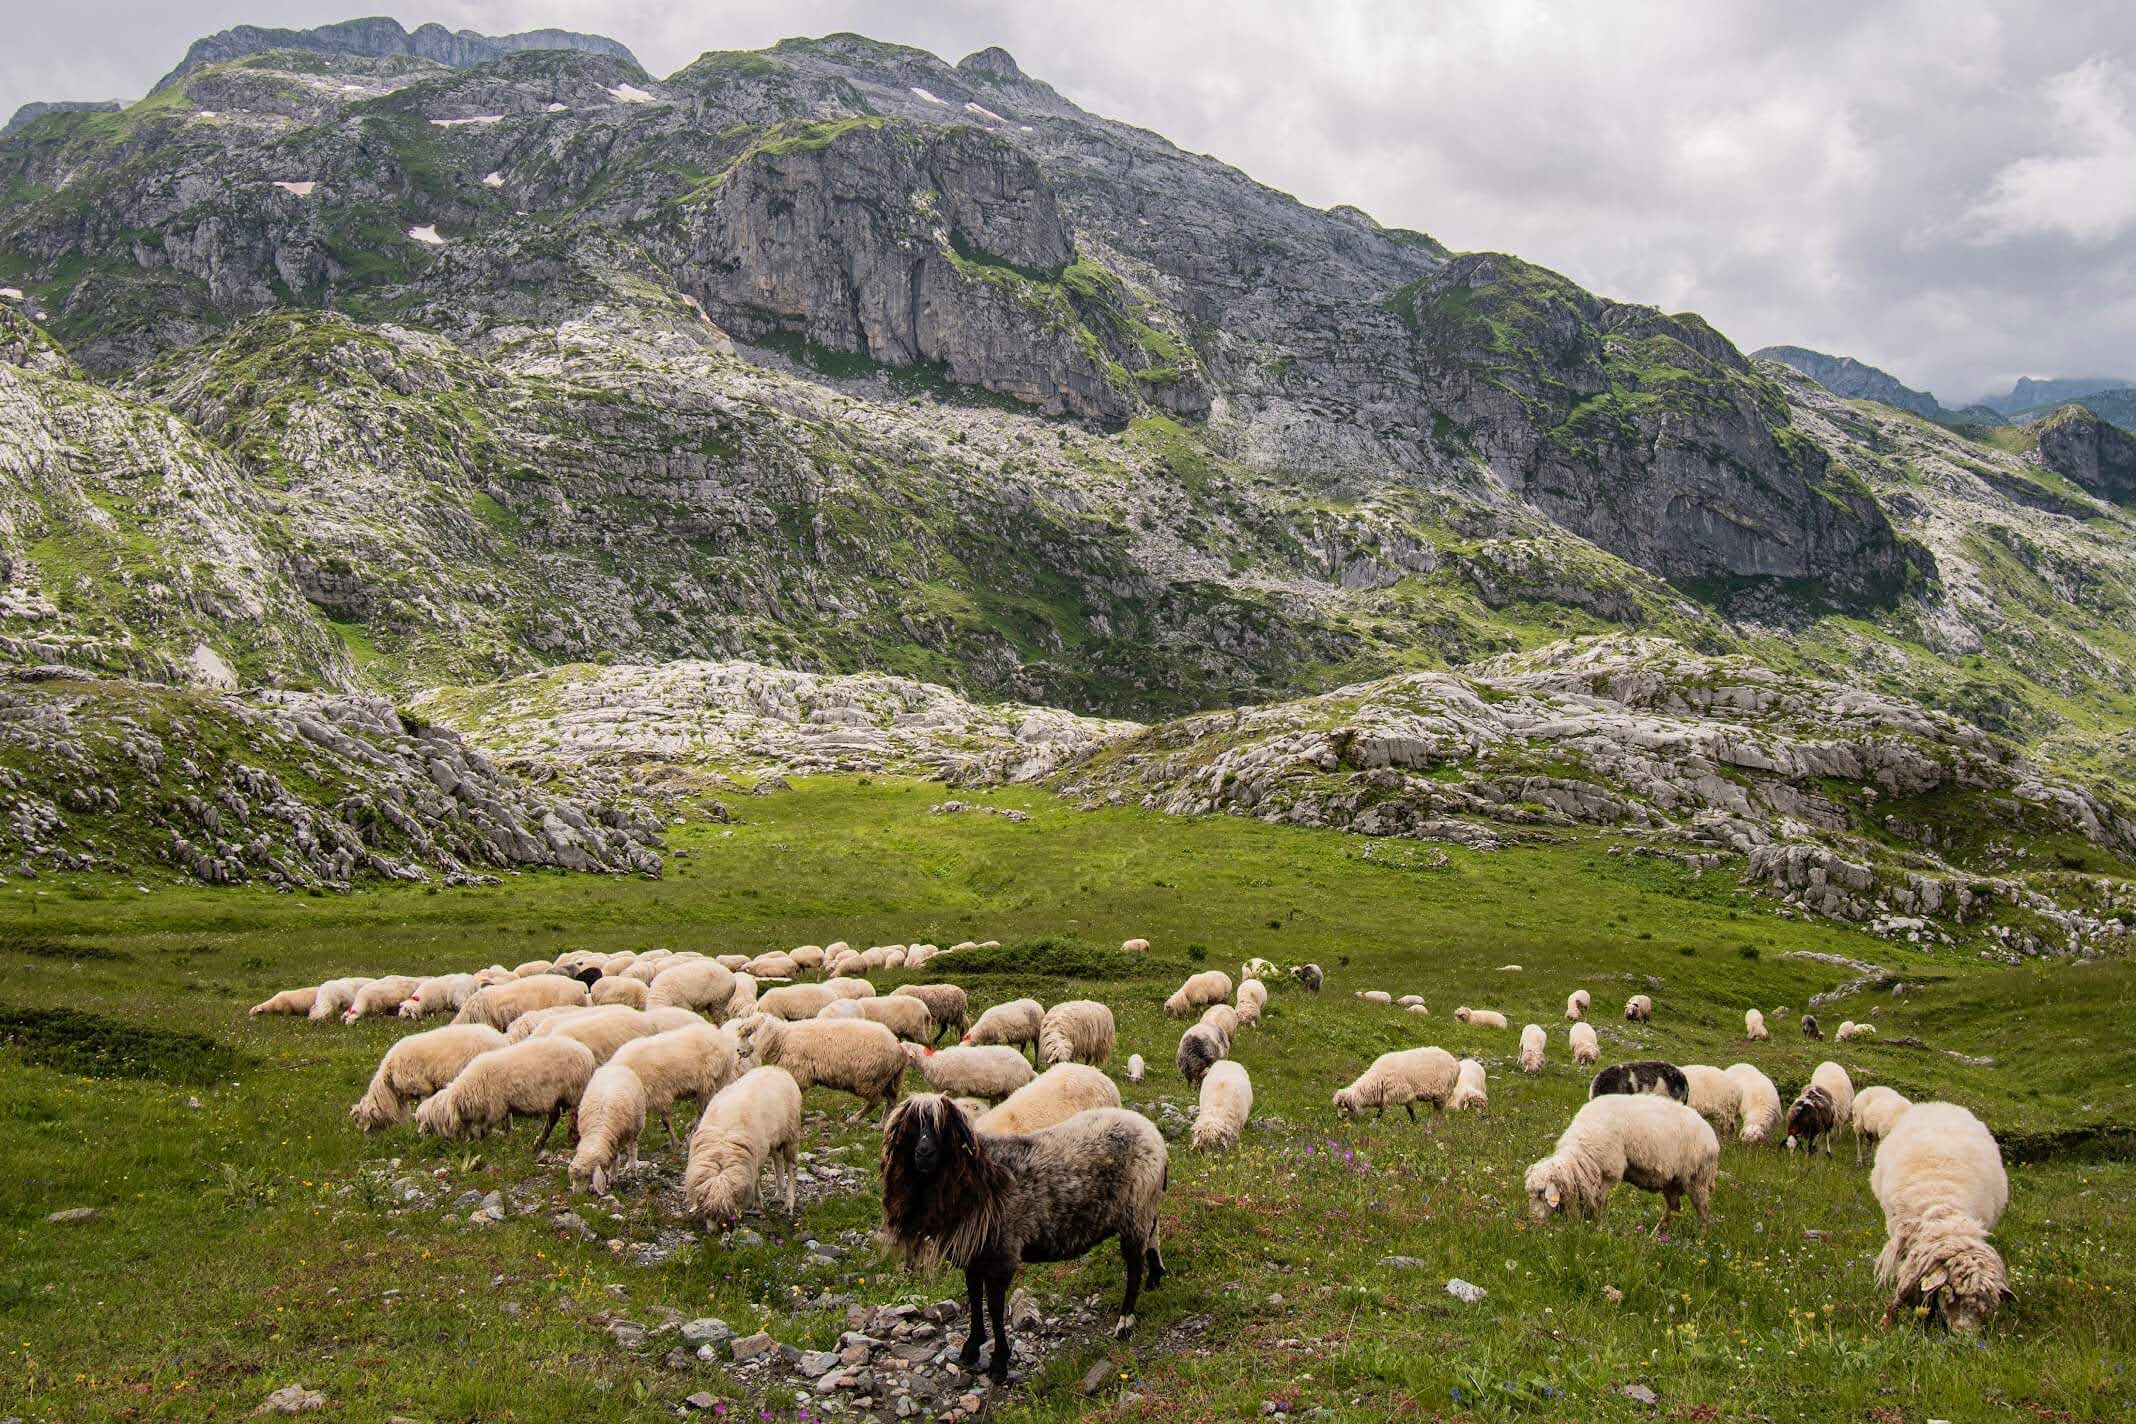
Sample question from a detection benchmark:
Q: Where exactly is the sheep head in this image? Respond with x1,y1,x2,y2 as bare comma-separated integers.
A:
1885,1208,2012,1333
1524,1159,1567,1221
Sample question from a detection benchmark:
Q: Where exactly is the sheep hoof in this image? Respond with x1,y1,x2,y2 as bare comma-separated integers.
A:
1113,1313,1136,1340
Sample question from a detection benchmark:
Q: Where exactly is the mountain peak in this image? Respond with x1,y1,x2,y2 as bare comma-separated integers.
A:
149,15,640,94
1753,344,1949,422
956,47,1026,84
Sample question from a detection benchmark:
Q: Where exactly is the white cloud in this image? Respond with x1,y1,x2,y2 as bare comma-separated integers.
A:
1968,57,2136,247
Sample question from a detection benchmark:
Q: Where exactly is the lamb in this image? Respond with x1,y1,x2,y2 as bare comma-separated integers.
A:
748,1016,907,1119
1679,1064,1740,1137
1190,1060,1252,1151
894,984,971,1042
975,1063,1122,1134
1164,971,1233,1017
759,983,839,1020
1122,938,1151,954
1453,1006,1508,1029
1175,1022,1229,1087
838,994,935,1044
1448,1057,1489,1112
1565,989,1590,1021
412,1035,595,1148
569,1063,649,1194
683,1066,803,1224
1040,1000,1116,1066
610,1022,741,1140
1235,979,1268,1027
1745,1008,1769,1041
400,973,482,1019
1519,1024,1547,1073
1126,1053,1145,1083
1569,1022,1601,1066
902,1043,1034,1102
531,1004,660,1065
590,975,650,1009
250,987,319,1017
1331,1046,1459,1122
1870,1102,2011,1332
308,977,374,1022
1837,1020,1877,1043
1589,1061,1690,1102
964,998,1044,1059
647,959,738,1018
350,1024,506,1130
1801,1013,1823,1040
882,1096,1168,1379
1726,1062,1784,1144
454,974,588,1030
1624,994,1653,1023
1355,990,1393,1006
1290,963,1323,993
1525,1094,1719,1227
1852,1084,1913,1164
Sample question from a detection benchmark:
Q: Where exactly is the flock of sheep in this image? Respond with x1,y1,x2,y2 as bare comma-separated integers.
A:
250,938,2014,1367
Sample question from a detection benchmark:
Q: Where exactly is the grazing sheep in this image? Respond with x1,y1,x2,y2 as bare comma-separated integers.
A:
570,1063,648,1194
1589,1060,1690,1103
1126,1053,1145,1083
1122,938,1151,954
1396,993,1425,1008
1797,1060,1856,1146
1175,1022,1229,1086
1448,1057,1489,1112
505,1003,594,1043
1356,990,1393,1006
400,973,482,1019
903,1043,1035,1102
1726,1062,1784,1144
532,1004,660,1065
251,987,319,1017
894,984,970,1042
759,983,838,1020
822,976,876,999
1497,964,1523,973
413,1036,596,1148
965,998,1044,1059
308,977,374,1022
647,960,738,1019
619,956,669,985
1236,979,1268,1027
790,945,826,972
455,974,589,1031
1191,1060,1252,1151
1197,1003,1239,1041
1290,963,1323,993
610,1022,740,1141
590,975,650,1010
975,1063,1122,1134
880,1095,1168,1379
350,1024,505,1130
749,1017,907,1119
1165,971,1234,1017
1332,1046,1459,1122
1786,1089,1840,1157
1745,1008,1768,1041
509,960,556,979
1406,1004,1430,1016
727,973,761,1017
1453,1006,1508,1029
840,994,935,1044
1525,1094,1719,1227
1852,1085,1913,1165
746,952,799,980
1239,956,1276,982
1870,1102,2011,1333
684,1066,803,1224
1040,1000,1117,1066
1801,1013,1823,1040
1680,1065,1740,1137
1624,994,1653,1023
1569,1022,1601,1066
1519,1024,1547,1074
1565,989,1590,1022
829,950,868,977
1837,1020,1878,1043
597,952,638,977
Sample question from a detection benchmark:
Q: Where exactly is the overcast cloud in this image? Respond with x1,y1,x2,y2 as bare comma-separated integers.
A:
4,1,2130,402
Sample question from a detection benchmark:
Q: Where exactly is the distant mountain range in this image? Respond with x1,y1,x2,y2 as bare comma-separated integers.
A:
1758,345,2135,433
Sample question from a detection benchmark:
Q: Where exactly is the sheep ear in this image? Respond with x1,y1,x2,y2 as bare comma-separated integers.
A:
1919,1269,1948,1295
591,1166,608,1195
1999,1284,2017,1303
1544,1184,1562,1208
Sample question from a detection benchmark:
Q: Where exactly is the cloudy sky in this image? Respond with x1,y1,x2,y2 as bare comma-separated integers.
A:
5,1,2131,402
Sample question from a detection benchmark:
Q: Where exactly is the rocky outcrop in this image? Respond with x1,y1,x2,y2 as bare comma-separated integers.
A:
1753,345,1952,421
2,101,120,139
2032,405,2136,503
149,16,639,93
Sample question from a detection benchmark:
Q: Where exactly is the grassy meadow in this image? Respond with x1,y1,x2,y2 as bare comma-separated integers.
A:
2,777,2132,1422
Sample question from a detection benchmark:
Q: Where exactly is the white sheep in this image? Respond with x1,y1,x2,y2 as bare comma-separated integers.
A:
308,977,374,1022
621,952,673,985
1568,1022,1601,1066
1126,1053,1145,1083
1406,1003,1430,1016
531,1004,660,1065
455,974,589,1031
1332,1046,1459,1122
1235,979,1268,1027
1725,1062,1783,1144
684,1065,803,1223
1525,1094,1719,1227
350,1024,505,1130
1870,1102,2010,1332
894,984,970,1041
1190,1060,1252,1151
610,1021,740,1140
647,959,738,1018
1396,994,1425,1008
1040,1000,1116,1065
1565,989,1590,1022
821,976,875,999
570,1063,648,1194
505,1003,595,1043
790,945,826,972
645,1006,703,1033
1679,1064,1740,1138
1837,1021,1878,1043
1239,956,1275,981
748,1016,907,1119
746,951,799,979
828,950,868,976
400,973,482,1019
1745,1008,1769,1041
974,1063,1121,1134
1197,1003,1238,1042
902,1043,1034,1101
1624,994,1653,1023
1851,1084,1913,1165
597,951,638,977
1453,1006,1508,1029
964,998,1044,1058
1448,1057,1489,1112
509,959,556,979
1355,990,1393,1006
1165,971,1234,1017
759,983,838,1020
1519,1024,1547,1074
251,987,319,1017
413,1035,596,1148
590,975,650,1009
835,994,934,1043
1122,937,1151,954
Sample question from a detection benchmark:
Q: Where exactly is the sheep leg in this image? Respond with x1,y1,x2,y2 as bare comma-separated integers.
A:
1403,1102,1415,1122
985,1268,1012,1383
661,1109,678,1145
1116,1233,1145,1339
1660,1186,1681,1229
1145,1233,1166,1288
533,1105,562,1152
780,1140,797,1215
960,1270,987,1369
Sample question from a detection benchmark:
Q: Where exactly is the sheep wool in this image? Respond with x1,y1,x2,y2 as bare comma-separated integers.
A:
1810,1060,1855,1127
790,945,826,972
509,960,556,979
350,1024,506,1130
1525,1094,1719,1226
1851,1084,1913,1165
965,998,1044,1056
610,1022,740,1139
903,1043,1035,1102
400,973,482,1019
847,994,935,1043
1174,1022,1229,1086
750,1017,908,1118
1165,971,1234,1018
1190,1060,1252,1151
570,1063,649,1194
1745,1008,1769,1041
759,983,839,1021
250,987,319,1017
505,1003,594,1043
1122,938,1151,954
746,952,799,980
975,1063,1122,1134
1040,1000,1117,1066
1726,1063,1784,1144
1453,1007,1508,1029
893,984,970,1042
308,977,374,1022
590,976,650,1010
1679,1064,1740,1137
1870,1102,2010,1332
1197,1003,1238,1043
822,976,876,999
1332,1046,1460,1121
531,1004,660,1065
1448,1057,1489,1112
647,960,739,1019
455,974,589,1031
1355,990,1393,1006
1837,1021,1878,1043
1565,989,1591,1022
684,1066,804,1223
1519,1024,1547,1074
1569,1021,1601,1066
1235,979,1268,1027
1624,994,1654,1023
413,1035,596,1147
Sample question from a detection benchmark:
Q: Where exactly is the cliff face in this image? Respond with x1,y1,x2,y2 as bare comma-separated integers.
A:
1754,345,1951,421
148,17,640,93
2033,405,2136,504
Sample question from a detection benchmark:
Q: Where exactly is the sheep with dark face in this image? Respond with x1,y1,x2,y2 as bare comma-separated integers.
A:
1786,1087,1839,1156
1587,1061,1689,1103
880,1094,1168,1383
1290,963,1323,993
1802,1013,1823,1040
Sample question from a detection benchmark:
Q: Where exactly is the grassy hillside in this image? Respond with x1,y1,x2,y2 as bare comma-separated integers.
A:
3,778,2131,1422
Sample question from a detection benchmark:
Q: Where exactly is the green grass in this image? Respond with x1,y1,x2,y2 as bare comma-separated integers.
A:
2,778,2130,1421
